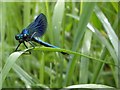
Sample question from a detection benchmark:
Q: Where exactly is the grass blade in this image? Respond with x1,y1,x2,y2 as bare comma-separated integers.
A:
66,12,119,87
72,2,96,51
87,23,118,87
91,47,107,83
64,2,96,86
94,6,118,56
12,63,49,88
62,84,116,89
0,51,24,89
51,0,65,87
12,63,37,87
79,30,92,83
52,0,65,46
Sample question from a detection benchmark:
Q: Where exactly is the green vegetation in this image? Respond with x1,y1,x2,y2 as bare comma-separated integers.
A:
0,1,119,89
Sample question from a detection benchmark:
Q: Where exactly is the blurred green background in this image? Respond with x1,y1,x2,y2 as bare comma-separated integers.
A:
0,1,119,89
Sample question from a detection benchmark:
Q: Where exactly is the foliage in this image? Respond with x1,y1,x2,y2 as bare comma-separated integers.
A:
0,1,119,89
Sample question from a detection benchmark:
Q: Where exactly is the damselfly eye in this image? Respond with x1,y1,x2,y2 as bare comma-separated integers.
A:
15,34,20,40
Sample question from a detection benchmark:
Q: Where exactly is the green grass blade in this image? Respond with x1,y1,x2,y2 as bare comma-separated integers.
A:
62,84,116,89
64,2,96,86
33,47,119,68
94,6,118,56
79,30,92,83
0,51,24,89
72,2,96,51
65,8,119,87
88,23,118,63
91,47,107,83
87,23,118,87
52,0,65,46
12,63,37,87
39,53,45,84
45,2,53,43
66,14,118,68
12,63,49,88
111,2,118,13
51,0,65,87
23,2,31,28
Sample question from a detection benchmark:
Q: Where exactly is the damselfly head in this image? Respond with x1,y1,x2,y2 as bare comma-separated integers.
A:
15,34,24,42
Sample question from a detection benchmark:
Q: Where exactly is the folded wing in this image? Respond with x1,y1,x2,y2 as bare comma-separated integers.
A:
26,13,47,37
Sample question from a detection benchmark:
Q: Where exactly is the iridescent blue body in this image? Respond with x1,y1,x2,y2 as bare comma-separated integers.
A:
15,13,65,54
